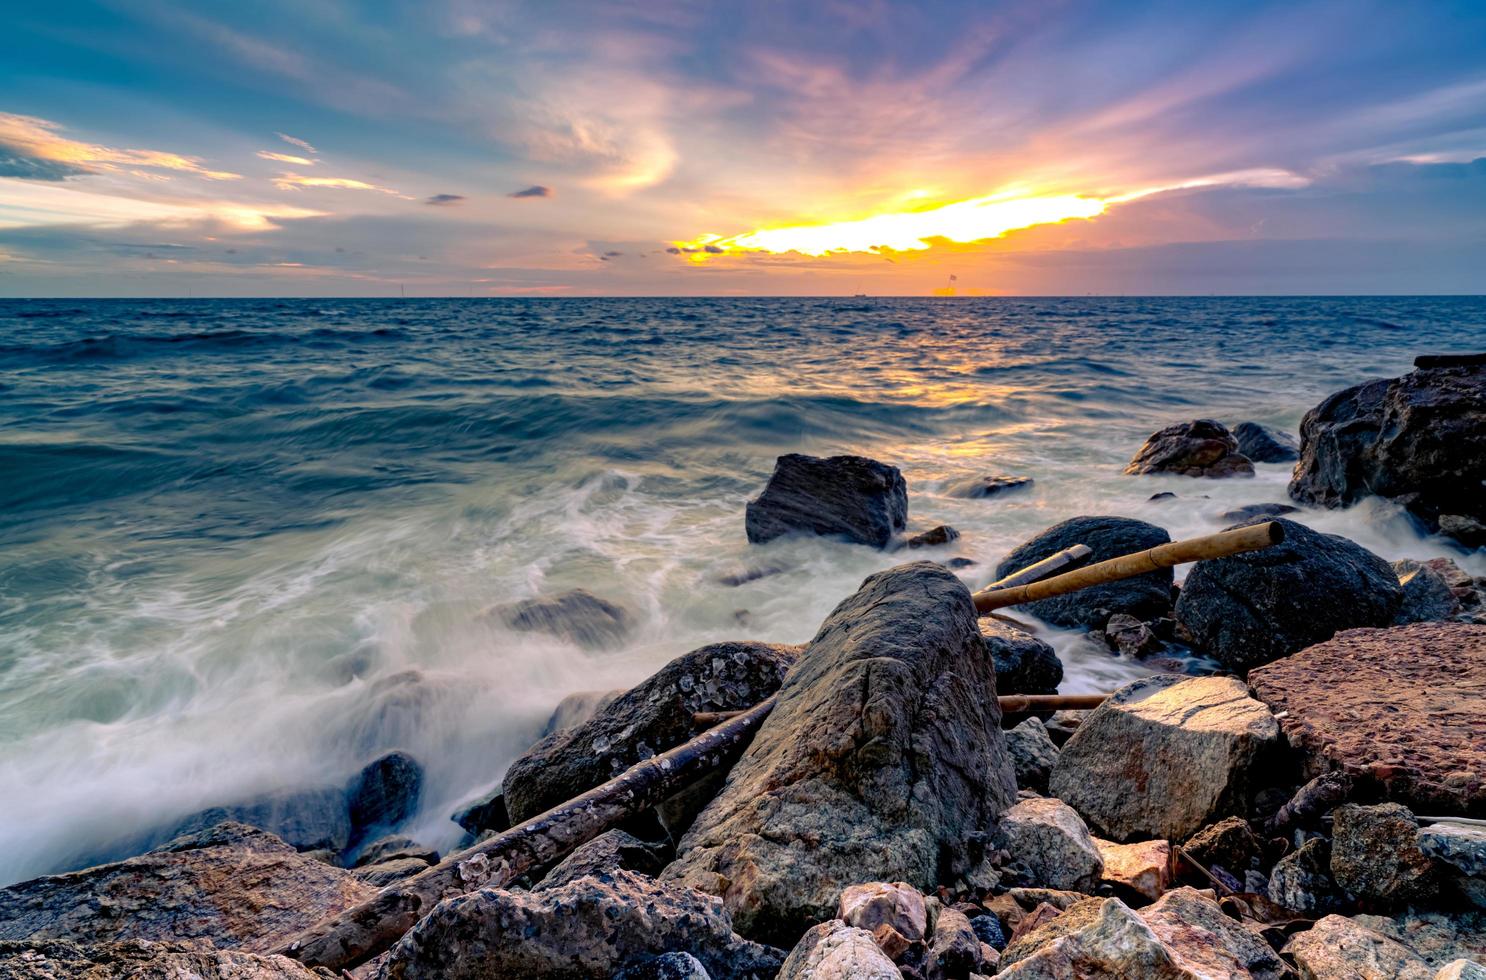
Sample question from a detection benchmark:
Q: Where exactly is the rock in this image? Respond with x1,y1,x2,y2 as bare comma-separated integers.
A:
613,952,716,980
1123,419,1255,478
1182,817,1260,878
1103,613,1162,657
503,641,799,826
1354,909,1486,968
1149,491,1178,501
1395,559,1464,624
1288,362,1486,544
1042,710,1085,746
1216,502,1298,523
450,788,507,836
1440,514,1486,547
946,475,1033,499
928,907,983,979
1419,820,1486,877
351,835,437,867
1049,676,1281,841
379,869,781,980
1232,422,1300,463
1249,622,1486,814
1174,517,1402,672
944,557,977,569
1095,839,1172,903
1138,886,1286,979
347,751,423,841
1005,718,1059,794
970,912,1007,951
169,785,352,854
0,938,323,979
491,588,634,649
353,856,429,887
777,921,903,980
745,453,908,548
1268,838,1347,916
838,881,927,963
994,517,1173,629
906,525,959,549
1331,803,1437,904
979,619,1063,695
542,689,624,736
1284,915,1434,979
0,822,375,949
999,798,1105,892
663,562,1016,946
535,828,667,891
1007,889,1093,912
1436,961,1486,980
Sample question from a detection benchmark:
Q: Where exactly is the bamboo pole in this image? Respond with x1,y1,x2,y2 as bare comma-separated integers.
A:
972,521,1284,613
693,691,1108,727
982,543,1093,591
273,698,778,972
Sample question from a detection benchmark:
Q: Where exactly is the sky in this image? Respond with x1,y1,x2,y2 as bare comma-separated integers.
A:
2,0,1485,296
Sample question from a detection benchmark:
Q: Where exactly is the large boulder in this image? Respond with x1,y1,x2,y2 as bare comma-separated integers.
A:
1232,421,1300,463
1174,517,1401,672
998,798,1104,892
980,620,1062,695
1049,676,1281,842
0,939,323,979
348,751,424,842
1123,420,1255,478
745,454,908,548
662,562,1017,946
1283,915,1435,980
0,823,375,950
1288,360,1486,544
1138,887,1285,979
503,641,800,827
376,869,782,980
169,786,353,854
776,921,902,980
490,589,634,649
993,517,1173,629
535,828,666,891
1249,622,1486,815
1331,803,1437,904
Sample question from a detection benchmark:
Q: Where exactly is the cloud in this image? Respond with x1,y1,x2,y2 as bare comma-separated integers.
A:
276,132,317,154
256,150,316,166
272,172,409,197
0,112,241,181
0,178,326,231
424,193,466,205
508,185,552,198
0,150,90,182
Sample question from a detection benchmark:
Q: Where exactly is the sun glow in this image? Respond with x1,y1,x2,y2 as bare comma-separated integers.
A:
675,190,1108,258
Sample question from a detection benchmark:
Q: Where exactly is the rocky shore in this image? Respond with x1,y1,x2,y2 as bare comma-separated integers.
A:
1,356,1483,979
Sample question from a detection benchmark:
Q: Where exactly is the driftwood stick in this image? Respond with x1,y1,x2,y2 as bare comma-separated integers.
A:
273,698,778,972
973,521,1284,613
693,692,1108,727
982,544,1094,591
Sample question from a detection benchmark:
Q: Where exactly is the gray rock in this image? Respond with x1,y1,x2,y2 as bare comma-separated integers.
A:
906,525,959,549
1395,559,1464,624
353,856,430,887
1049,676,1280,842
1216,502,1299,523
1419,821,1486,877
1005,718,1059,794
663,562,1016,946
1175,517,1402,672
542,689,624,736
1103,614,1161,657
1233,421,1301,463
837,881,927,963
1268,838,1347,916
777,921,902,980
490,588,634,649
169,785,352,854
450,788,507,836
352,834,437,868
927,907,984,979
1123,419,1255,478
1353,909,1486,968
999,798,1104,892
980,619,1063,695
613,952,715,980
994,517,1173,629
1331,803,1437,904
946,474,1034,499
1436,961,1486,980
745,453,908,548
0,938,323,979
535,828,666,891
348,751,423,841
1284,915,1434,979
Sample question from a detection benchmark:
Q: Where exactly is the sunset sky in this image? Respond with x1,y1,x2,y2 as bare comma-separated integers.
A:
3,1,1485,296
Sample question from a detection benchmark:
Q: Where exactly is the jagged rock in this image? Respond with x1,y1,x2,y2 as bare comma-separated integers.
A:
970,912,1007,951
1269,838,1347,916
928,907,983,979
777,921,902,980
543,689,624,736
490,588,634,649
946,475,1033,499
838,881,927,963
0,938,323,979
1049,676,1281,842
1353,909,1486,969
613,952,715,980
1288,362,1486,544
1331,803,1437,904
1123,419,1255,478
1175,517,1402,672
1182,816,1260,878
1216,502,1299,523
1284,915,1434,979
352,835,436,868
450,788,507,835
503,641,799,826
169,785,352,854
377,869,781,980
1095,838,1172,902
1250,622,1486,814
1139,887,1285,979
999,798,1105,892
745,453,908,548
1395,559,1465,624
1440,514,1486,547
535,829,667,891
1103,614,1162,657
0,823,375,949
979,620,1062,695
353,857,429,887
1232,422,1300,463
906,525,959,549
994,517,1173,629
1005,718,1059,794
1437,961,1486,980
1419,821,1486,877
348,751,423,841
663,563,1016,946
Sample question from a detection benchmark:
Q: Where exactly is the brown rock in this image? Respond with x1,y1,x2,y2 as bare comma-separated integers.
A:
907,525,960,549
1139,887,1285,979
1283,915,1434,979
838,881,927,963
776,920,903,980
1123,419,1255,479
0,939,323,979
999,798,1104,892
927,907,984,979
1181,817,1260,878
1330,803,1437,904
1095,839,1173,903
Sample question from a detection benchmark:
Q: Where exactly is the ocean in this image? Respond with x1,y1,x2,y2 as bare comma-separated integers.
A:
1,295,1483,885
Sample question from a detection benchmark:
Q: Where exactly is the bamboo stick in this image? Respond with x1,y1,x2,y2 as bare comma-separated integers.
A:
273,698,778,972
981,543,1093,591
972,521,1284,613
693,691,1108,727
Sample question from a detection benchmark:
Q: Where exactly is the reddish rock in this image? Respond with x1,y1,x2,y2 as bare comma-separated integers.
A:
1095,839,1173,903
1123,419,1255,479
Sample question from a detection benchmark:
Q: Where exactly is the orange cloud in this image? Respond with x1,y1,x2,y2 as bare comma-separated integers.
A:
256,150,316,166
271,171,409,197
0,112,241,180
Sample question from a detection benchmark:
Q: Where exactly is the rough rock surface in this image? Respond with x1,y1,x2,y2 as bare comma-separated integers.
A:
1175,517,1402,672
1123,419,1255,478
993,516,1174,629
613,952,715,980
1232,421,1300,463
169,785,353,854
999,798,1105,892
1005,718,1059,794
1331,803,1437,904
0,822,375,949
0,939,323,979
837,881,926,962
945,475,1034,499
995,895,1205,978
347,751,424,841
1103,613,1163,657
353,856,429,887
979,619,1063,695
663,562,1016,946
745,453,908,548
535,828,666,891
1268,838,1346,916
1437,961,1486,980
1049,676,1280,842
1138,887,1285,979
503,641,800,825
543,689,624,736
450,788,507,836
1288,362,1486,544
1419,821,1486,877
776,921,902,980
1395,559,1465,624
1284,915,1434,980
906,525,959,549
1249,622,1486,815
1182,817,1260,878
1353,910,1486,968
928,907,984,979
1095,838,1172,902
491,588,634,649
377,869,781,980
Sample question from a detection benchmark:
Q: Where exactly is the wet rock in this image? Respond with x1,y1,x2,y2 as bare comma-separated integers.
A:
1181,816,1260,878
348,751,423,842
542,689,624,736
1249,622,1486,814
1095,838,1172,903
1005,718,1059,794
994,516,1173,629
1139,886,1285,979
1284,915,1434,979
928,907,983,979
351,835,437,867
613,952,715,980
1216,502,1298,523
1395,559,1464,624
0,938,323,979
1268,838,1347,916
450,788,507,836
353,856,429,887
379,869,781,980
946,475,1033,499
1232,421,1300,463
944,556,977,569
1123,419,1255,478
838,881,927,964
490,588,635,649
503,641,799,827
1289,362,1486,544
1149,491,1178,501
0,822,375,949
1049,676,1281,842
999,798,1105,892
169,785,352,854
745,453,908,548
535,828,666,891
1440,514,1486,547
1175,517,1402,673
980,619,1062,695
1331,802,1437,904
1103,613,1162,657
663,562,1016,946
716,563,789,587
906,525,959,549
777,921,902,980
